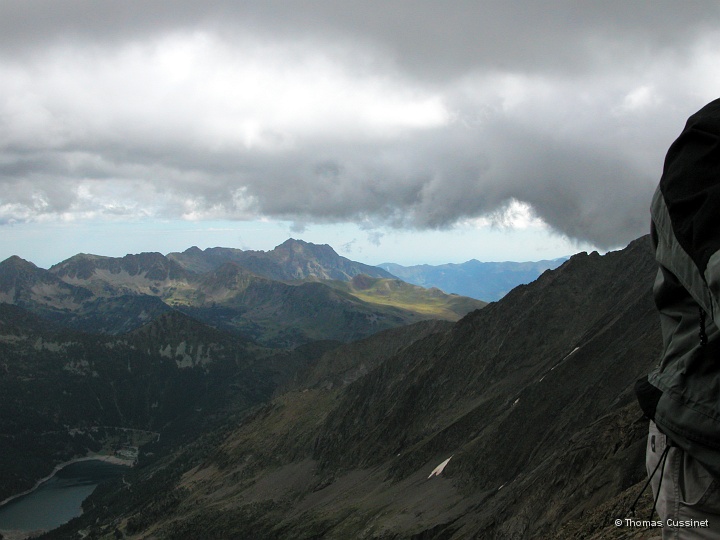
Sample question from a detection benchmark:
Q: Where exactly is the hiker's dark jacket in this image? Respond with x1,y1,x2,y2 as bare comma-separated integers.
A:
643,98,720,477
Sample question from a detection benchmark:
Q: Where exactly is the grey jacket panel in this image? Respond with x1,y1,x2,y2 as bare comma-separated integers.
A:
650,196,720,469
648,100,720,473
651,187,713,318
649,194,720,417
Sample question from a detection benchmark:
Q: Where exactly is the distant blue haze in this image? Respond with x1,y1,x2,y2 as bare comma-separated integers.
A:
379,258,567,302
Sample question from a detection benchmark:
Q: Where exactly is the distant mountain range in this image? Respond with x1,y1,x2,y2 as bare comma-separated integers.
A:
0,239,485,347
380,257,567,301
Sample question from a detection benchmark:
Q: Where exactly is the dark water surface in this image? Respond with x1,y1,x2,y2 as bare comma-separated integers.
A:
0,459,128,533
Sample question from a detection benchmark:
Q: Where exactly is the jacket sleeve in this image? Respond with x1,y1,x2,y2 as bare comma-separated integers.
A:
651,260,706,373
654,98,720,327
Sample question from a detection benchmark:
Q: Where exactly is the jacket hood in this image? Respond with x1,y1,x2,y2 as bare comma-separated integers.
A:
659,98,720,273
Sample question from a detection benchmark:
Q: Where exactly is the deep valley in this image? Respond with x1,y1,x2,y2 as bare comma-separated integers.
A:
0,237,663,539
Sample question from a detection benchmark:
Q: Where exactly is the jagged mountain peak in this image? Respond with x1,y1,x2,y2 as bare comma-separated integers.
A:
275,238,336,256
0,255,60,290
0,255,39,272
49,253,111,279
167,239,394,282
55,252,108,262
0,255,93,314
51,250,189,282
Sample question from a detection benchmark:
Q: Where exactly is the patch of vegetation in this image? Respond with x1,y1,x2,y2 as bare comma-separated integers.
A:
326,275,486,320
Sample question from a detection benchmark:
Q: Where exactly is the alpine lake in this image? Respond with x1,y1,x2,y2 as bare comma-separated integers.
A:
0,459,130,538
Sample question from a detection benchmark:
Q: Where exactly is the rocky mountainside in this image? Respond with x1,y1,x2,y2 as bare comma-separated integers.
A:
0,255,92,310
50,252,192,296
0,255,173,334
42,236,664,539
380,257,567,301
175,267,436,347
167,238,395,281
0,304,283,504
0,241,483,347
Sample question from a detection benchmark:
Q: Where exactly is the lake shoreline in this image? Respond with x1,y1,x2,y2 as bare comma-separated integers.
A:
0,453,133,508
0,455,133,539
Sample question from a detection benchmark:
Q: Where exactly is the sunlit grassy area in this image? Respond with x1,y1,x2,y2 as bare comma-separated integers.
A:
327,276,486,321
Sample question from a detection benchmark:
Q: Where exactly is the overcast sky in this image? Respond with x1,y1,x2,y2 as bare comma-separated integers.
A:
2,1,720,267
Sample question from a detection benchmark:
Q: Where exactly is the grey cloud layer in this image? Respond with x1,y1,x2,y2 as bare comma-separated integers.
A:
3,1,719,76
1,1,719,248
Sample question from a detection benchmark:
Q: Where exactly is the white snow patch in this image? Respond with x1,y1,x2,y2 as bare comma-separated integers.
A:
428,455,453,479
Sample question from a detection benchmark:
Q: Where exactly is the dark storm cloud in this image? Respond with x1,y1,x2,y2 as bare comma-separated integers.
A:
1,1,719,248
227,112,656,248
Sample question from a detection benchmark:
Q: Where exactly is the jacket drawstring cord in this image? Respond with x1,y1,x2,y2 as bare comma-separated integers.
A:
628,442,671,519
700,306,708,347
